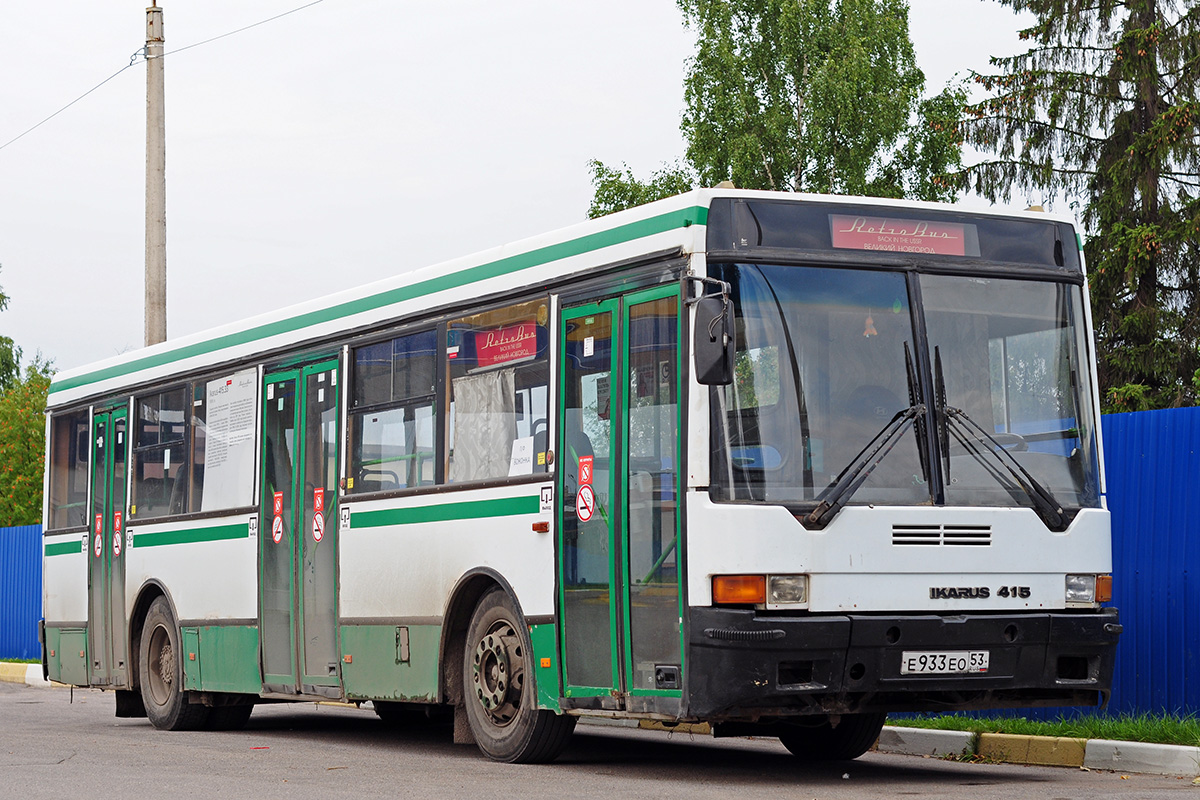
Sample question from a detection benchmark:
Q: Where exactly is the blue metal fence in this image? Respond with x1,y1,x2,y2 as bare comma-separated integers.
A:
1102,407,1200,715
0,524,42,661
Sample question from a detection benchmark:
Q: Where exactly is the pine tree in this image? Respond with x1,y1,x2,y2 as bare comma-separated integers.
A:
962,1,1200,410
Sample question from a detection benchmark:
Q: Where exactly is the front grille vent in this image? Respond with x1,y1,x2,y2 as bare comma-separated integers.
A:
892,524,991,547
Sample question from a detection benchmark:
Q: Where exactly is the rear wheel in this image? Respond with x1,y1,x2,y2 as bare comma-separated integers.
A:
139,596,210,731
462,588,575,762
777,713,886,761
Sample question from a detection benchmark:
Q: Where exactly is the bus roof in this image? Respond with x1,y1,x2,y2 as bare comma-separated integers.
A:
46,189,1076,409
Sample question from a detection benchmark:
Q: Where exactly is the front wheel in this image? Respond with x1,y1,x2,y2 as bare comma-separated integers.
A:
778,713,886,761
139,596,210,731
462,588,575,762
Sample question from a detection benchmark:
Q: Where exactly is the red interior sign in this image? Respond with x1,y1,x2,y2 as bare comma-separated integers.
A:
830,214,967,256
475,322,538,367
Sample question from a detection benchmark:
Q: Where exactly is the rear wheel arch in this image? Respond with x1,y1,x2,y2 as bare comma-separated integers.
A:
127,580,175,692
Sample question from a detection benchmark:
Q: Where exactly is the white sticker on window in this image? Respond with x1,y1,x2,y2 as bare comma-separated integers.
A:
508,436,535,477
331,370,337,387
318,388,325,403
584,336,594,358
318,372,326,383
163,448,171,471
268,384,275,401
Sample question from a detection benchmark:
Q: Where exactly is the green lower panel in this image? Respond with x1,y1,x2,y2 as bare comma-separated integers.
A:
340,624,439,702
46,628,88,686
198,626,262,694
530,623,561,712
181,628,201,690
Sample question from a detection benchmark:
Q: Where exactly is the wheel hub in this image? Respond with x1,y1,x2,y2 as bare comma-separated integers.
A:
471,621,524,726
473,632,511,710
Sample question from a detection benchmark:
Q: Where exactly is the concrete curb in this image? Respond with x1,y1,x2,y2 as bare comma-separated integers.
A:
1084,738,1200,777
877,726,975,757
0,663,52,688
880,726,1200,778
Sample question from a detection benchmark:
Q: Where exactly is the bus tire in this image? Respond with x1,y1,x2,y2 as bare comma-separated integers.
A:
139,596,210,731
205,702,254,731
462,588,575,763
777,713,886,761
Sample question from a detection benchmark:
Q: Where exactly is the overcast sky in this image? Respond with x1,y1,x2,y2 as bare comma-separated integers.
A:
0,0,1033,373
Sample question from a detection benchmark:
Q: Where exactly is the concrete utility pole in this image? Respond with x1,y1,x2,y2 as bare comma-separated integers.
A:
145,2,167,346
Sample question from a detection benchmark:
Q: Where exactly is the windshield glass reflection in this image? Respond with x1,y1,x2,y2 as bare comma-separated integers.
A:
710,264,930,507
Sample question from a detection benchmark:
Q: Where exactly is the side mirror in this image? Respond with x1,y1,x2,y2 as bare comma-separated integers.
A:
693,295,735,385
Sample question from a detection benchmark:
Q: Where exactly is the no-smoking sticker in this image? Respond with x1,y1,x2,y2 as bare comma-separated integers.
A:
312,488,325,542
272,491,284,544
578,455,593,487
576,484,596,523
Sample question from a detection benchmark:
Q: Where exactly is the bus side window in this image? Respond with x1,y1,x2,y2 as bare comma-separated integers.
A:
445,298,550,484
347,329,437,494
47,409,91,529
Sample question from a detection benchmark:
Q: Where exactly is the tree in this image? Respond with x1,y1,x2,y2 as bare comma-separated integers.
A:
588,0,967,218
0,267,20,394
960,1,1200,411
0,356,53,526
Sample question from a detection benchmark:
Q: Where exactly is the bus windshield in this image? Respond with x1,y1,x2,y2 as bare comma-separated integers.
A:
709,263,1101,518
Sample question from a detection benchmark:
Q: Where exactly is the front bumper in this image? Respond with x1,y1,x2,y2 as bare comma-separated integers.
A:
685,607,1120,720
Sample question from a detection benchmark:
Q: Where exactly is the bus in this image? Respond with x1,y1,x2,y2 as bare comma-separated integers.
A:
40,189,1120,763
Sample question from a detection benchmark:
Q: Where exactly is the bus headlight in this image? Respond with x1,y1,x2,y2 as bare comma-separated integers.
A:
1065,574,1097,605
767,575,809,608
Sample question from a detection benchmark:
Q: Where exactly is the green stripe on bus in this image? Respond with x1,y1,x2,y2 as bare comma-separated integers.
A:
45,540,83,557
132,523,250,549
350,495,540,529
51,206,708,395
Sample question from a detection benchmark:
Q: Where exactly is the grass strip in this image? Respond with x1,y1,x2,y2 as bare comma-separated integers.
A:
887,712,1200,748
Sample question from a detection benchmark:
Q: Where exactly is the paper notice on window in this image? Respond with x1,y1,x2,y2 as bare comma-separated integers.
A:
201,369,258,512
509,436,535,476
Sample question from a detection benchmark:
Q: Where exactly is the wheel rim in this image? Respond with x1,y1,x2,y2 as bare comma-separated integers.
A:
146,623,174,707
471,619,524,727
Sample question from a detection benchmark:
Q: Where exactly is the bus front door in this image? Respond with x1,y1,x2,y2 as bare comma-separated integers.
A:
260,360,342,698
87,405,129,687
558,286,684,710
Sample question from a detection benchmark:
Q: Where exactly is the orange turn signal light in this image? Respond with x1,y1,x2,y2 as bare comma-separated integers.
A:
1096,574,1113,603
713,574,766,605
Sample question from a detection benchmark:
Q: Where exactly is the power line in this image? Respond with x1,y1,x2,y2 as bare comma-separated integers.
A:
155,0,327,60
0,0,329,154
0,50,144,153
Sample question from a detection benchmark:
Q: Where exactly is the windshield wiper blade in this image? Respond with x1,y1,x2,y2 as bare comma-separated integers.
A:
944,406,1067,531
805,404,925,529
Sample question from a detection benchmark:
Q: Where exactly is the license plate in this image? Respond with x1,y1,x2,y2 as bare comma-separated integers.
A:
900,650,990,675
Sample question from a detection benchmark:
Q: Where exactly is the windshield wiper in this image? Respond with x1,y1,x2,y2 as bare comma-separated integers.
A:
804,403,925,529
942,407,1067,531
931,346,1066,531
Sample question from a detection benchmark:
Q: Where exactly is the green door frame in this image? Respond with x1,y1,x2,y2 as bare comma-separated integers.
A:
557,285,685,703
88,404,129,687
618,284,684,699
259,358,342,696
558,298,621,699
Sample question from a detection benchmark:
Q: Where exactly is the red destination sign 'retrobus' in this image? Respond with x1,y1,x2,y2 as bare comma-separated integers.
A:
476,322,538,368
830,214,967,256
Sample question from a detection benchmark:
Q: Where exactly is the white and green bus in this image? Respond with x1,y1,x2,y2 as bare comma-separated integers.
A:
41,189,1120,763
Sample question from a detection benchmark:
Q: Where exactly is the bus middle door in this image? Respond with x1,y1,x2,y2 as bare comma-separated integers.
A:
260,359,342,698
